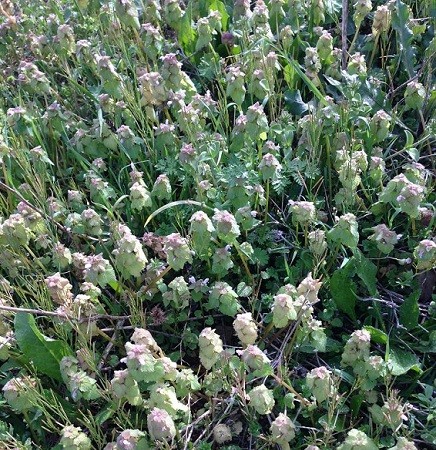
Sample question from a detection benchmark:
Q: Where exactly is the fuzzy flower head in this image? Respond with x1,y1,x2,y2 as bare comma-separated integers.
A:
110,369,142,405
149,383,189,416
152,174,172,200
348,52,367,76
163,233,193,271
353,0,372,25
396,183,425,218
368,224,400,254
212,210,241,243
59,425,91,450
372,4,391,34
304,47,321,74
115,0,140,30
213,424,232,444
317,30,333,61
337,429,378,450
83,254,116,288
233,312,258,345
130,182,152,211
259,153,282,180
341,329,371,368
112,225,148,279
238,345,270,371
413,239,436,270
272,293,297,328
209,281,240,317
289,201,316,226
116,429,146,450
122,342,164,382
248,384,275,415
138,72,167,106
388,437,418,450
131,328,160,353
198,327,223,370
246,102,269,138
0,213,31,246
328,213,359,249
308,229,327,256
45,273,73,305
306,366,333,403
2,377,36,412
270,413,296,444
147,407,176,442
141,23,163,60
190,211,215,236
226,66,246,106
297,272,322,304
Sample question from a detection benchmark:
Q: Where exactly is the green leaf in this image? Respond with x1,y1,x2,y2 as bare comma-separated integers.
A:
392,0,416,77
282,58,328,106
399,290,420,330
330,261,357,319
350,394,365,418
388,347,421,376
406,147,419,161
95,405,116,426
236,282,253,297
208,0,229,30
179,2,197,56
352,250,378,296
364,326,388,344
14,313,73,382
284,89,309,115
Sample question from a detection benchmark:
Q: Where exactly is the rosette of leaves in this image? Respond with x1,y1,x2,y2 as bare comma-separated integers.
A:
208,281,241,316
189,211,214,259
163,233,193,271
147,407,177,442
148,383,189,417
162,276,191,310
198,327,223,370
327,213,359,249
121,342,165,383
248,384,275,415
59,425,92,450
337,429,378,450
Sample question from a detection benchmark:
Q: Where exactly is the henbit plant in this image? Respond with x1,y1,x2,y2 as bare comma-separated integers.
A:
0,0,435,448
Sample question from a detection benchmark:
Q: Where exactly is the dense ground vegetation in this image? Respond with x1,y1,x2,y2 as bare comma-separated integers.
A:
0,0,435,448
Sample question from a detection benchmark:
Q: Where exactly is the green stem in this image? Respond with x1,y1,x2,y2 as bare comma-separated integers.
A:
265,179,270,225
369,33,380,68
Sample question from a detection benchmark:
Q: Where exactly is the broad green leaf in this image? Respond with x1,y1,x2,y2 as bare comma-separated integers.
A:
324,0,342,16
283,64,295,87
353,250,378,296
388,347,421,376
330,261,357,319
14,313,73,382
179,2,197,56
284,89,309,115
406,147,419,161
236,282,253,297
95,405,116,426
392,0,416,77
350,394,365,418
399,290,420,330
282,58,328,106
364,326,388,344
208,0,229,30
